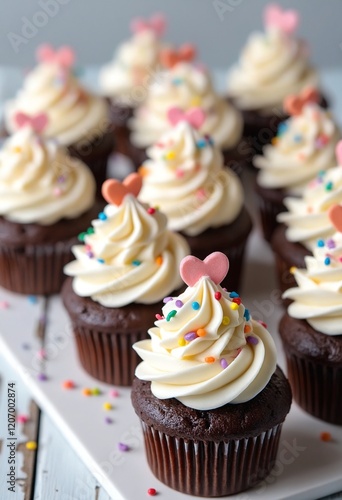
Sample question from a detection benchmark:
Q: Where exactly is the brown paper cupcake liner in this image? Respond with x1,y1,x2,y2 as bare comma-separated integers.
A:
284,351,342,425
141,421,283,497
0,238,76,295
71,324,148,387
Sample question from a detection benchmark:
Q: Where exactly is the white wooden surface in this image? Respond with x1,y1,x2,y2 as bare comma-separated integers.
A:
0,68,342,500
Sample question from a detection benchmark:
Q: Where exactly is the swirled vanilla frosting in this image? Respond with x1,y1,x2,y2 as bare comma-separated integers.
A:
228,28,319,111
278,167,342,250
283,233,342,335
0,127,95,225
134,277,277,410
99,30,162,106
138,121,244,236
130,62,243,150
4,62,109,146
254,105,340,194
64,195,190,307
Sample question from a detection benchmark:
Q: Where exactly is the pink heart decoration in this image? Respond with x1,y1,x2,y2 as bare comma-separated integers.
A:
130,13,166,37
167,107,205,130
180,252,229,287
36,44,75,67
101,173,143,206
328,204,342,233
283,86,319,116
13,112,48,133
264,3,299,34
336,140,342,166
159,43,196,69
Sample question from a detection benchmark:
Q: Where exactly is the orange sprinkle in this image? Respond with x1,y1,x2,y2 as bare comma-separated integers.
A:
138,166,149,177
271,137,278,145
82,388,92,396
197,328,206,337
155,256,163,266
205,356,215,363
244,325,252,334
62,380,75,390
320,432,332,442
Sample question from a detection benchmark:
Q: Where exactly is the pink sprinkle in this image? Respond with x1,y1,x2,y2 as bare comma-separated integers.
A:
246,336,259,345
234,348,242,358
109,389,119,398
53,187,63,197
258,320,268,328
147,207,156,215
85,244,92,251
155,314,164,320
17,415,29,423
196,188,206,200
118,442,130,452
175,169,184,178
220,358,228,369
0,301,9,309
37,349,46,360
155,142,164,148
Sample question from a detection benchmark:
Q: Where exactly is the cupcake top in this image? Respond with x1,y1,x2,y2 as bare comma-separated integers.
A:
99,14,166,106
134,252,277,410
227,4,319,111
138,119,244,236
0,127,95,225
278,162,342,251
130,60,243,150
254,94,340,194
4,45,109,147
64,173,190,307
283,206,342,335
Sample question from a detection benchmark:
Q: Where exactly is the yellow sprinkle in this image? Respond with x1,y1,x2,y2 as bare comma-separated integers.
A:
103,402,113,411
222,316,230,326
230,302,239,310
13,146,22,153
190,96,202,107
138,166,149,177
290,266,297,275
26,441,37,450
165,150,176,160
178,338,186,347
155,256,163,266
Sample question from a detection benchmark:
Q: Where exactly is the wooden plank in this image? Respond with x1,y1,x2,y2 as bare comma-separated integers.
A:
0,357,39,500
33,413,112,500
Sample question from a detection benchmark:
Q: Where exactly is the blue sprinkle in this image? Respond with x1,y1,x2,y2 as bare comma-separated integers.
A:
244,309,250,321
192,301,200,310
324,257,331,266
293,134,302,143
230,292,239,298
97,258,105,264
98,212,107,221
196,139,207,149
277,122,288,136
172,78,183,85
317,240,325,248
132,260,141,266
28,295,38,304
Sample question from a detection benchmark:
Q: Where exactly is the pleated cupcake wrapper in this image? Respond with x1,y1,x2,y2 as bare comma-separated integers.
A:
256,194,284,242
140,421,283,497
0,239,75,295
68,127,114,197
284,350,342,425
274,254,297,308
72,324,146,386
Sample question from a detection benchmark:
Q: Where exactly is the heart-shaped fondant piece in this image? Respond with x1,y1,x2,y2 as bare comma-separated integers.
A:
328,204,342,233
101,173,143,206
283,86,319,116
14,111,48,133
36,44,75,67
336,140,342,166
180,252,229,287
160,43,196,69
264,4,299,34
131,13,166,37
301,87,319,104
168,107,205,129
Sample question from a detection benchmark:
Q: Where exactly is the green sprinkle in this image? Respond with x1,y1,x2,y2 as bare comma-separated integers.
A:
78,232,86,242
91,387,101,396
325,182,333,191
166,310,177,321
87,227,95,234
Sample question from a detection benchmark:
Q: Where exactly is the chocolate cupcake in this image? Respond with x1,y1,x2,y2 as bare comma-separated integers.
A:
138,120,252,291
99,14,166,159
3,45,114,195
272,161,342,296
254,98,340,241
129,59,245,175
0,127,97,295
62,173,190,386
227,4,328,162
132,252,292,497
280,212,342,425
